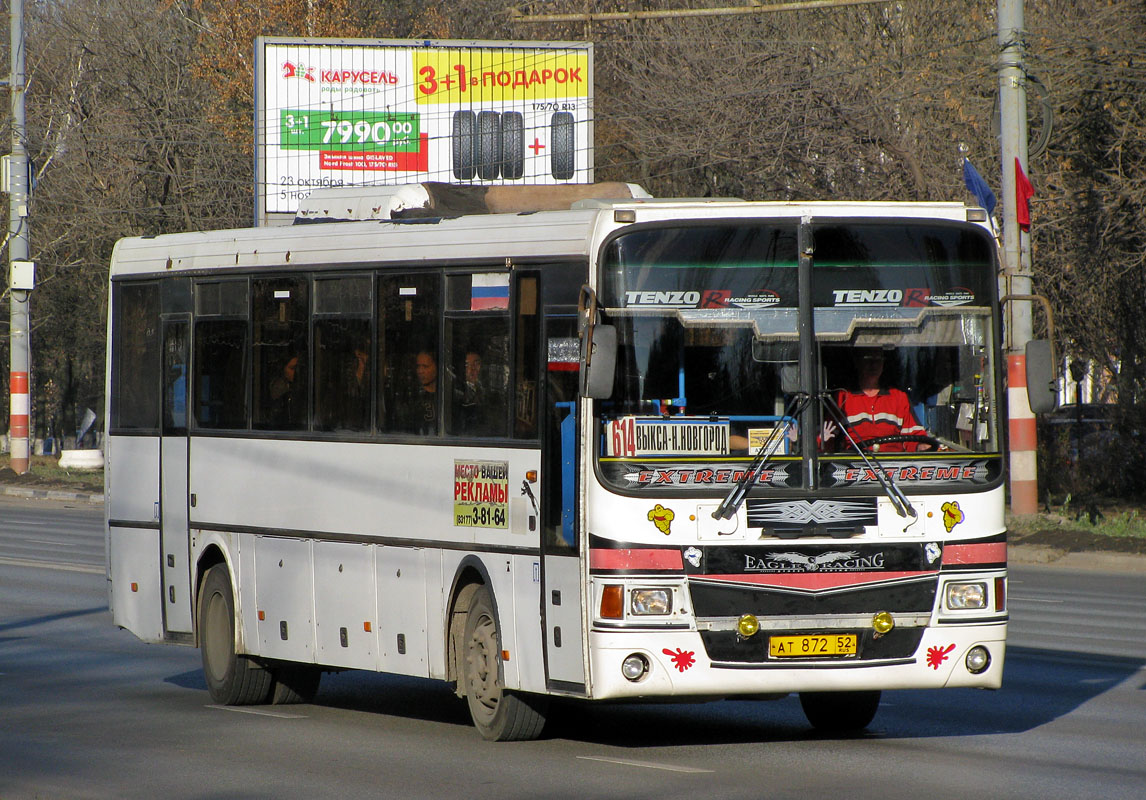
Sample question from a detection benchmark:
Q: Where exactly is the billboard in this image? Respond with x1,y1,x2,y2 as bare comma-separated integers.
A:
255,38,594,224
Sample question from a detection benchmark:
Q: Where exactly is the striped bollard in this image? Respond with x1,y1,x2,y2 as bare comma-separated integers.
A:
1007,353,1038,515
9,371,29,473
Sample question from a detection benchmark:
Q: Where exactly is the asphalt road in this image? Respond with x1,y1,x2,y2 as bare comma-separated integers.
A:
1,496,1143,799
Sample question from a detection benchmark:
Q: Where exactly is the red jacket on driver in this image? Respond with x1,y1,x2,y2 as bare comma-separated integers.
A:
834,386,927,452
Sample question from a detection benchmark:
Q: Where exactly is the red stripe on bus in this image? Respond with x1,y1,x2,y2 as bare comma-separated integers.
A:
942,542,1007,566
589,548,683,571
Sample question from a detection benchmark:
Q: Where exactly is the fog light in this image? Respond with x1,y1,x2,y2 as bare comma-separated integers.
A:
872,611,895,634
965,645,990,674
737,614,760,638
621,653,649,681
945,582,988,610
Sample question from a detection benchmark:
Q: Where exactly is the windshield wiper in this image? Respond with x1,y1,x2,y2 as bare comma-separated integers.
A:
821,395,917,519
712,392,809,520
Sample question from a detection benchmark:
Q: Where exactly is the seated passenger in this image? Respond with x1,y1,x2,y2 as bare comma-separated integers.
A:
455,350,502,436
267,354,305,427
400,349,438,435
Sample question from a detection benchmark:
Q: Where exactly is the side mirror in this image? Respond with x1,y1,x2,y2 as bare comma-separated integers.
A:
1025,339,1058,414
580,324,616,399
780,364,801,395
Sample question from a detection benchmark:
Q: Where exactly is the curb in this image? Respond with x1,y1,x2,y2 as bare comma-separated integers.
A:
1008,543,1146,573
1,485,104,504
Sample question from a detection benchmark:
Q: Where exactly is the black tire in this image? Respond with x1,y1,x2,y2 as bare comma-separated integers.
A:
452,111,476,180
476,111,502,181
270,663,322,705
199,564,273,705
550,112,575,180
500,112,524,180
799,690,881,733
461,586,548,741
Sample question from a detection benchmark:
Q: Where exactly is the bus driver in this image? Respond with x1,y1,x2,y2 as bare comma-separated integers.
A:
821,347,932,452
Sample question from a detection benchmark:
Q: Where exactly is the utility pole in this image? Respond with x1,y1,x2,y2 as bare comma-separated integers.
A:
6,0,31,474
998,0,1037,514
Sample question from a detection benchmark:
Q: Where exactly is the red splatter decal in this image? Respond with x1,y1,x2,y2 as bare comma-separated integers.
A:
663,648,696,672
926,643,957,670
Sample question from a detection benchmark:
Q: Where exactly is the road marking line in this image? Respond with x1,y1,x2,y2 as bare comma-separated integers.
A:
207,705,308,719
576,756,713,774
0,556,103,574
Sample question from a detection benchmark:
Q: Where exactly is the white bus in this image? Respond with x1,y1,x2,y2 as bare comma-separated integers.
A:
105,184,1046,739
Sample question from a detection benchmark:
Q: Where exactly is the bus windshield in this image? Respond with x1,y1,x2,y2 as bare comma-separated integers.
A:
596,220,1000,487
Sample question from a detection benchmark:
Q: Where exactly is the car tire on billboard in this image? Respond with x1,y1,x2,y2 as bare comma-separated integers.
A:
501,112,524,180
551,112,575,181
477,111,502,181
452,111,476,180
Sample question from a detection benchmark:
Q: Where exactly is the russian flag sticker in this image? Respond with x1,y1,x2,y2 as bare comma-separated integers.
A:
471,273,510,310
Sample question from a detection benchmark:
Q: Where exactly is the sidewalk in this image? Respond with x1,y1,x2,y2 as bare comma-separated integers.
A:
0,483,104,504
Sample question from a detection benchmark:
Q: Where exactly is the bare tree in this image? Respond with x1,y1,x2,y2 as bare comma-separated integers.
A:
7,0,250,441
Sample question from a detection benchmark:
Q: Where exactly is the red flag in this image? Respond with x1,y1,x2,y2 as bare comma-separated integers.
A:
1015,158,1034,230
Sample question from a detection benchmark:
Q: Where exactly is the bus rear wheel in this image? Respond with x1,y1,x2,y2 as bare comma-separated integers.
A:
461,586,548,741
199,564,273,705
799,690,881,733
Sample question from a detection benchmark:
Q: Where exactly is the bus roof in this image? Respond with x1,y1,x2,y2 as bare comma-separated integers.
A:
108,184,989,278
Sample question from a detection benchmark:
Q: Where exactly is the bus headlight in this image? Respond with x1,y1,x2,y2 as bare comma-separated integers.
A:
945,582,988,610
631,588,672,615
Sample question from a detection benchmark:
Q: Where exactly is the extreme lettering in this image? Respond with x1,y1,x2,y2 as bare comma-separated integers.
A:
837,464,982,482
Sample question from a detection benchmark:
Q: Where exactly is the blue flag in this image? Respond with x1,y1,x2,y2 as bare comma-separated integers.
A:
962,158,997,215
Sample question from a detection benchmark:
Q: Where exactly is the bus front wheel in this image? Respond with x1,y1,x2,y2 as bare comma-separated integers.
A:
799,690,881,733
199,564,273,705
461,586,548,741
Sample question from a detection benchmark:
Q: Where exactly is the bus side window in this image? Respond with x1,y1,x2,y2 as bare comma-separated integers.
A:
444,324,510,437
513,274,540,439
314,276,373,433
444,272,511,438
111,282,161,431
379,273,441,435
252,277,309,431
194,320,248,429
543,314,579,554
193,280,249,430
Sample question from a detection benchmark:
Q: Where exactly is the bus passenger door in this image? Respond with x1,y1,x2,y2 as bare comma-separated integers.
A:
540,310,586,692
160,316,193,637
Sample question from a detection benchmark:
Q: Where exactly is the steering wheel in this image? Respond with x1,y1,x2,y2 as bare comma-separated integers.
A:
853,434,943,451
